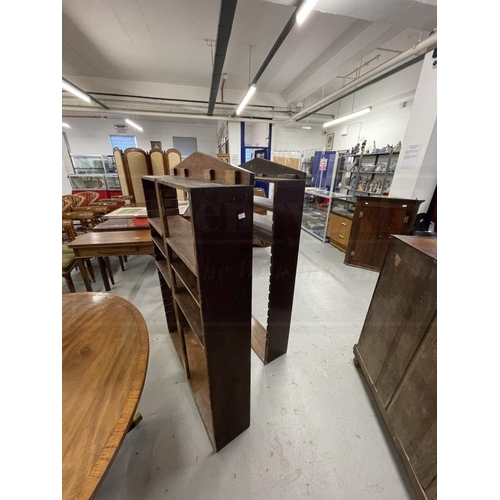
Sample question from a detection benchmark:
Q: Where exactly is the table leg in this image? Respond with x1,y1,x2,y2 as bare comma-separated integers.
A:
119,256,125,271
97,257,111,291
77,258,93,292
104,257,115,285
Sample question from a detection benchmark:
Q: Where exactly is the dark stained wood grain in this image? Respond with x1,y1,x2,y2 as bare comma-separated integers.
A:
358,236,437,404
345,196,423,272
143,173,253,451
354,235,437,500
264,180,305,363
62,293,149,500
171,260,200,307
191,185,253,450
166,215,197,276
388,315,437,492
183,327,214,447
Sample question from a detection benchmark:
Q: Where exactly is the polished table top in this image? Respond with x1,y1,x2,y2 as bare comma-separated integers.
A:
67,229,153,250
62,293,149,500
93,218,150,232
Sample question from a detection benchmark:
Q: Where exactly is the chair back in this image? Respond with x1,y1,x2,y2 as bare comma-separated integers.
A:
123,148,151,205
113,148,130,198
165,148,182,174
149,148,168,176
62,194,85,211
77,191,100,206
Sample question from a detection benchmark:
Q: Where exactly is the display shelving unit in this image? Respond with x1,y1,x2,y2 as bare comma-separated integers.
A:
333,149,400,197
240,158,306,364
142,152,254,451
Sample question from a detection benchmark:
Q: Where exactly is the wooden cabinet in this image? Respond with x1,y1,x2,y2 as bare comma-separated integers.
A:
353,235,437,500
345,196,423,271
327,213,352,251
142,153,254,452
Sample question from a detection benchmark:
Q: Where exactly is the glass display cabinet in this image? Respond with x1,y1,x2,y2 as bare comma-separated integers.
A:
301,151,338,242
68,174,107,190
71,155,117,174
104,174,121,190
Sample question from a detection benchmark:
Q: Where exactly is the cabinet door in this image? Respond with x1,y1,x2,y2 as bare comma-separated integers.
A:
371,207,407,269
348,206,382,268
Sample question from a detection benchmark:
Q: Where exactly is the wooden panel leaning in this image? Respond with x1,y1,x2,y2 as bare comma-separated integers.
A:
142,152,255,451
353,235,437,500
240,158,306,364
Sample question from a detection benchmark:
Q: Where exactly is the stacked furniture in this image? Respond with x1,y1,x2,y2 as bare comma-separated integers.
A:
240,158,306,364
142,152,254,451
344,196,423,271
354,235,437,500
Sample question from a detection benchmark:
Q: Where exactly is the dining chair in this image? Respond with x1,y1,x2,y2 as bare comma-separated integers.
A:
62,244,95,293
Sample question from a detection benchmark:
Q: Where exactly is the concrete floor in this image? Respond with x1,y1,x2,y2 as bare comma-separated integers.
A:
63,230,417,500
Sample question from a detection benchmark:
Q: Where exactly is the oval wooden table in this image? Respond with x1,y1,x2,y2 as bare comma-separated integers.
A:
62,293,149,500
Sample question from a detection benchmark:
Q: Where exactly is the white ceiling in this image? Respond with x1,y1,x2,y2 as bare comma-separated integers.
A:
62,0,437,120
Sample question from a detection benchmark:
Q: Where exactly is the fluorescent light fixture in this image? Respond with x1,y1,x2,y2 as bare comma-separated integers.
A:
301,125,312,130
62,122,70,128
236,85,256,116
296,0,318,25
61,80,91,103
125,119,143,132
322,107,372,128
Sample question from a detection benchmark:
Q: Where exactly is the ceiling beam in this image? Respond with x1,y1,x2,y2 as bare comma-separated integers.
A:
207,0,239,116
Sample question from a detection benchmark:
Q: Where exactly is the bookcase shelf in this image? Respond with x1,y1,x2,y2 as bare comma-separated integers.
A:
143,152,255,451
241,158,306,365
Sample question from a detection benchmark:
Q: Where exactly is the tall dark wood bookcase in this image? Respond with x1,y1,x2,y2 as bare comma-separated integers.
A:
240,158,306,364
142,153,255,451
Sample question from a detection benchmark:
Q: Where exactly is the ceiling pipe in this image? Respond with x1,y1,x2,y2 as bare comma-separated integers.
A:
286,31,437,123
231,0,308,117
207,0,238,116
61,106,294,124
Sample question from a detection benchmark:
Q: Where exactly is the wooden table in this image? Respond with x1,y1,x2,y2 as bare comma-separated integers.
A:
93,218,150,232
68,230,154,291
62,293,149,500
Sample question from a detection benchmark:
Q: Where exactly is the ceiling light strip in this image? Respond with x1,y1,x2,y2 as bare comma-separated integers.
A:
62,77,110,109
296,0,318,25
125,119,143,132
323,107,372,128
233,0,308,116
236,85,257,115
62,80,91,103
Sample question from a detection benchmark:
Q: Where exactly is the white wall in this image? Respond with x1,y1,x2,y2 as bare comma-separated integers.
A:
272,125,325,152
322,62,422,152
244,122,269,147
390,51,437,209
227,122,241,165
62,116,218,159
